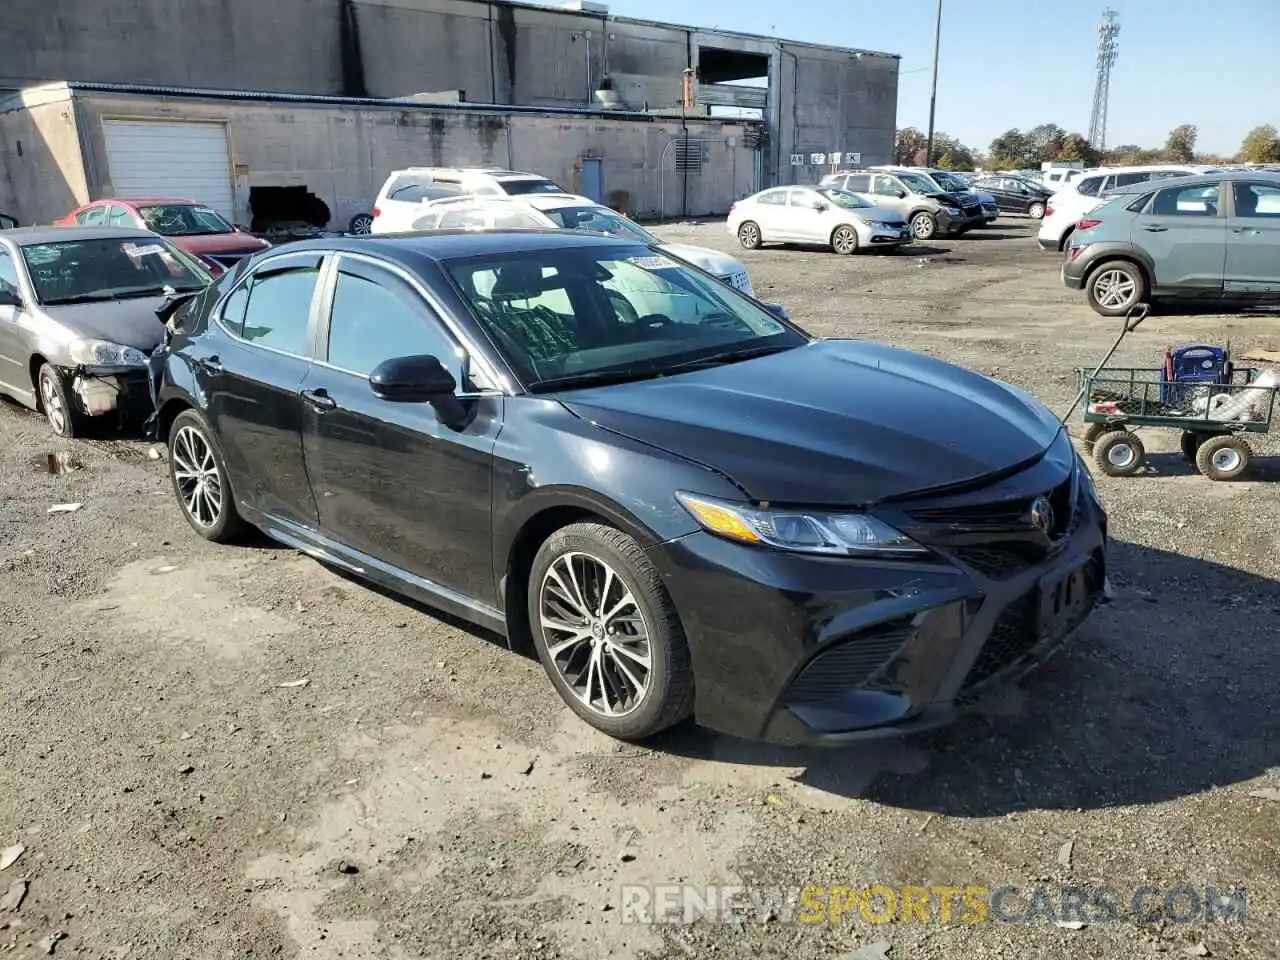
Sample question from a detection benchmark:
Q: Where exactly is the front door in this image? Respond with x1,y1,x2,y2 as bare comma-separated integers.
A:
783,189,829,243
1224,180,1280,297
1132,181,1227,293
200,252,322,527
298,254,499,602
0,247,30,404
871,175,912,218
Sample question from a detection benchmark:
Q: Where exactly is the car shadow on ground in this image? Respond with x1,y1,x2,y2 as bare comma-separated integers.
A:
1147,299,1280,317
956,230,1025,241
647,538,1280,812
1135,450,1280,481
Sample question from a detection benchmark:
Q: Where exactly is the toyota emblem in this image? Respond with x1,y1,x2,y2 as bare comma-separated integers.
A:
1030,496,1054,535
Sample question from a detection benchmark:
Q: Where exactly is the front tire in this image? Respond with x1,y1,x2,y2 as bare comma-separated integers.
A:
1028,201,1046,220
831,224,860,256
37,363,84,439
1086,260,1148,317
528,522,694,741
737,221,762,250
168,409,247,543
1093,429,1145,477
1195,434,1251,481
910,212,938,241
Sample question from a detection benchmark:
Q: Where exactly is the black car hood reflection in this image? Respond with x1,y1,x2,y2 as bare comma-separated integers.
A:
556,339,1061,505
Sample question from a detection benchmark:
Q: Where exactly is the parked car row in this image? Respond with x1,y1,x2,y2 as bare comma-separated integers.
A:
0,201,1110,746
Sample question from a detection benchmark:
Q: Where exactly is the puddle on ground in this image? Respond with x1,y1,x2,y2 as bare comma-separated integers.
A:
32,452,83,474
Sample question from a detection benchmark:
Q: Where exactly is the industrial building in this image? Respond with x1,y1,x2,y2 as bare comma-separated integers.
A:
0,0,900,229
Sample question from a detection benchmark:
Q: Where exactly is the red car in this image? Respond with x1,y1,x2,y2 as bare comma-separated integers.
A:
55,198,269,275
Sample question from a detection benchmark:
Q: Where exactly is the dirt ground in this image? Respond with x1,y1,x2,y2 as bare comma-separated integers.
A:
2,218,1279,960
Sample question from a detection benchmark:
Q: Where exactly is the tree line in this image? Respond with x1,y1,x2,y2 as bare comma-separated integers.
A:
893,124,1280,171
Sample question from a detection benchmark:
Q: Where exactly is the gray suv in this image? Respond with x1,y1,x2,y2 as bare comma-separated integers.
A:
821,169,985,240
1061,171,1280,316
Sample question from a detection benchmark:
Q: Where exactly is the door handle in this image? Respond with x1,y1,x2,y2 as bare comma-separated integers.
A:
1142,225,1167,232
198,355,223,375
300,387,337,411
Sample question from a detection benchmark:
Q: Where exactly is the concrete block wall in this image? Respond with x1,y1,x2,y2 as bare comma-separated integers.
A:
0,91,89,224
67,92,758,229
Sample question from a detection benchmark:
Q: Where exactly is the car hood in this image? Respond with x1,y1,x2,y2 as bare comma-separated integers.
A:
845,206,906,225
171,232,270,256
658,242,746,279
40,296,171,352
971,190,997,204
556,339,1063,505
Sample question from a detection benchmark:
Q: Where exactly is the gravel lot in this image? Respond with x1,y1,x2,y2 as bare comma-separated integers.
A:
2,218,1279,959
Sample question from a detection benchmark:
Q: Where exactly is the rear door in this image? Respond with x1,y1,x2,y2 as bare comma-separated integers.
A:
1132,181,1227,293
297,254,499,601
1224,180,1280,297
201,251,324,527
749,189,792,241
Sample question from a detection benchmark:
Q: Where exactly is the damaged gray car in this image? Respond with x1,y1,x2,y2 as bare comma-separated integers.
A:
0,226,211,437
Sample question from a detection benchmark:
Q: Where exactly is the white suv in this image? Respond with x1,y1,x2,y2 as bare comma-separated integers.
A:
370,167,566,234
410,193,756,296
1036,165,1216,252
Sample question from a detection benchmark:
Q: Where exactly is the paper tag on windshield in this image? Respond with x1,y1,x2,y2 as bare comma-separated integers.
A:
122,242,166,257
626,255,677,270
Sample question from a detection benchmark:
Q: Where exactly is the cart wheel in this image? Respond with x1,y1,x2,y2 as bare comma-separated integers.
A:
1092,429,1145,477
1179,430,1210,463
1081,422,1119,454
1195,434,1251,481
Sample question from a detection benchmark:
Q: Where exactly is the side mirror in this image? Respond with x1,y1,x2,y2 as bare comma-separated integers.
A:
764,303,790,320
0,286,21,308
369,354,469,427
811,201,827,211
894,189,908,199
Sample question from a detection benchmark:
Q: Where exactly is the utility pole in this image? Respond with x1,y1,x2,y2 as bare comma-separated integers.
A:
924,0,943,166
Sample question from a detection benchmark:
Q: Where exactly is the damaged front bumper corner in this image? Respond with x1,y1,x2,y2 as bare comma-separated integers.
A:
68,365,153,421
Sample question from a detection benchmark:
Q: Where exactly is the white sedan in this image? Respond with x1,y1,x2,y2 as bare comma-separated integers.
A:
410,193,756,296
727,185,913,254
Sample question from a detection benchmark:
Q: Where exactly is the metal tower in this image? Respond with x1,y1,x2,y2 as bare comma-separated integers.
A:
1088,8,1120,150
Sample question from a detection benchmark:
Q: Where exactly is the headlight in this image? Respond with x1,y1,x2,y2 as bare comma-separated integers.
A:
67,339,149,368
676,491,929,558
943,206,962,216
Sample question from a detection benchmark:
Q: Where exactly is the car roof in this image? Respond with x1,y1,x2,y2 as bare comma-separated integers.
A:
1105,170,1280,194
274,229,649,263
388,167,551,181
435,192,600,212
1,225,163,245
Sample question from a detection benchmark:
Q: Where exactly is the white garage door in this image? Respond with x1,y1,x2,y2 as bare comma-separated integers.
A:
102,120,235,221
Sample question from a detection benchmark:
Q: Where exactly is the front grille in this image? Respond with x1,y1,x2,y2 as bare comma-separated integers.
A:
960,555,1102,694
911,474,1079,580
786,624,914,704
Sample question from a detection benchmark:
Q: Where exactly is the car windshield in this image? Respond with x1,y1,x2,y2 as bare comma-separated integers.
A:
138,204,235,237
932,172,968,191
444,244,807,390
21,237,209,305
898,172,938,194
819,188,875,209
500,179,565,196
542,206,657,243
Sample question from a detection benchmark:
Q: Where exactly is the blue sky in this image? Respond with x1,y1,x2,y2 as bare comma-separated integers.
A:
601,0,1275,157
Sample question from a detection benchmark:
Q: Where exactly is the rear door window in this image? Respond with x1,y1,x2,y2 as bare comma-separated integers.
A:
1076,176,1103,197
1150,183,1222,216
237,264,322,355
79,206,107,225
757,190,788,206
843,173,872,192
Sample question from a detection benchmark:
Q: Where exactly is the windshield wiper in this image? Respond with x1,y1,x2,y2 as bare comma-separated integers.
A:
528,368,667,392
41,292,120,305
661,343,797,372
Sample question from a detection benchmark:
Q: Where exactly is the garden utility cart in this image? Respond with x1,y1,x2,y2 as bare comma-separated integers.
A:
1075,359,1277,481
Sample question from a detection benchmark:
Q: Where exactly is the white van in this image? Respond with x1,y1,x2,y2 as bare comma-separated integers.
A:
370,167,566,233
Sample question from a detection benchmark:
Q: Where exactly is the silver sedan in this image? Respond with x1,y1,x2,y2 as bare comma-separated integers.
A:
727,186,914,255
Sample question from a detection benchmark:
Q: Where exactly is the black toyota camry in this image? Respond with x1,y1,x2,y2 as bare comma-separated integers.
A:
153,230,1107,745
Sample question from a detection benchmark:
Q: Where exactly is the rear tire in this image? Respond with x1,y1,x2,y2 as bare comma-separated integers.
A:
1086,260,1148,317
830,225,860,256
737,221,762,250
1092,429,1145,477
168,409,248,543
1195,434,1251,481
528,522,694,742
1028,201,1046,220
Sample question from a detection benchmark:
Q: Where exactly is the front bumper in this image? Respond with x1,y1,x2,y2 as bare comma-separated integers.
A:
69,367,153,420
981,204,1000,222
647,460,1107,746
